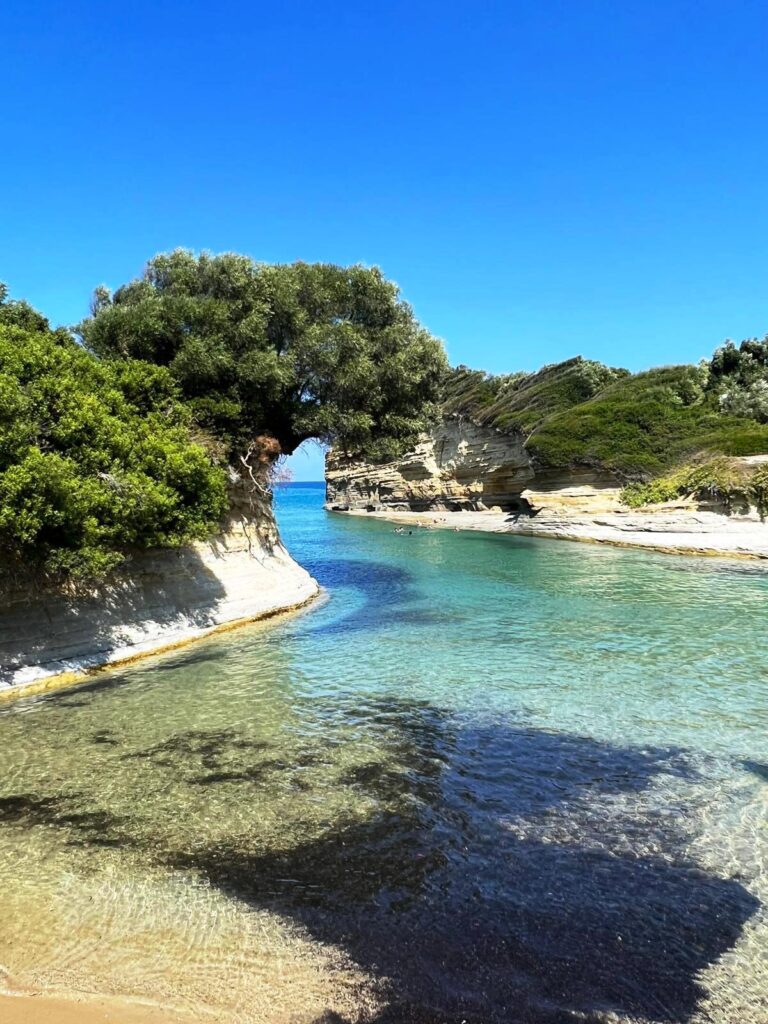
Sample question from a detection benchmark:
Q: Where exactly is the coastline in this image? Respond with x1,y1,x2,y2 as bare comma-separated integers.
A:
2,486,767,1024
0,588,321,705
0,502,320,699
330,506,768,559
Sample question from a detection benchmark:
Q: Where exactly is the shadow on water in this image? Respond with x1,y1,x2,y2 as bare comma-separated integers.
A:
0,693,758,1021
742,759,768,783
152,699,758,1024
300,559,456,636
0,792,133,848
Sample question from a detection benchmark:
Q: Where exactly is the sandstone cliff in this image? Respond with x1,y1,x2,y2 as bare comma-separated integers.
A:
325,417,623,516
325,419,768,558
0,480,318,694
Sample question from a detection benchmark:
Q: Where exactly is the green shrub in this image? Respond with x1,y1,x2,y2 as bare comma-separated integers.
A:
0,306,228,588
525,365,768,476
620,457,768,518
621,475,687,508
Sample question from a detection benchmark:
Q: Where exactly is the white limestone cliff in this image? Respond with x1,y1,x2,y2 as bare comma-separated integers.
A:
0,483,319,694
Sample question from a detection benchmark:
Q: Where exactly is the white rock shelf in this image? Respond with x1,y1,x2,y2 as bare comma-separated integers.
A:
0,509,319,696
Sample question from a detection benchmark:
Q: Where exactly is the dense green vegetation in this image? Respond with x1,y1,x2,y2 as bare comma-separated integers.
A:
0,290,228,587
707,336,768,421
443,358,627,434
621,458,768,518
527,364,768,476
2,247,766,584
0,254,447,586
79,250,447,463
444,345,768,485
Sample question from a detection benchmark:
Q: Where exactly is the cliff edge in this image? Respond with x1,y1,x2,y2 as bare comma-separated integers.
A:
0,481,319,695
325,415,622,516
325,417,768,558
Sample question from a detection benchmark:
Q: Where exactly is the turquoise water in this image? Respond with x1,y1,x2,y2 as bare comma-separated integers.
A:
0,482,766,1023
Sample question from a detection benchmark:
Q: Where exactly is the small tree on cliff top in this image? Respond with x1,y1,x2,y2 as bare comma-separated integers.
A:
79,251,448,463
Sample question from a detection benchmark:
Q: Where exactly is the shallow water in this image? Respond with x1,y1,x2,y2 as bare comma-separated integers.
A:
0,482,766,1023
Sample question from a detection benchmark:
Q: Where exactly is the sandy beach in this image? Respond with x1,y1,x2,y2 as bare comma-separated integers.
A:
0,992,190,1024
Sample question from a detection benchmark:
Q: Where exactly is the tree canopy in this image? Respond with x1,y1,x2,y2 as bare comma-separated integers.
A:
0,289,228,587
707,336,768,422
79,251,448,462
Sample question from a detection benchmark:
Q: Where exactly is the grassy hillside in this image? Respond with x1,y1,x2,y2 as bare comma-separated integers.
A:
443,358,627,435
442,349,768,481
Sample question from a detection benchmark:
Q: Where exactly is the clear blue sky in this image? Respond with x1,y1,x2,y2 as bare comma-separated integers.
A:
3,1,767,479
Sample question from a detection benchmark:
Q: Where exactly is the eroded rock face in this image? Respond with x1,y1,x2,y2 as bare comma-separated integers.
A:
325,418,622,514
326,425,768,557
326,419,536,512
520,468,625,515
0,480,319,692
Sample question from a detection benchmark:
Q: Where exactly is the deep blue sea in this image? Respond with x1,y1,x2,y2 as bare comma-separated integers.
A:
0,481,766,1023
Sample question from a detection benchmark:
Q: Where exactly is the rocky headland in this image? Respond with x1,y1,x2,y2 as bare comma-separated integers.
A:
0,258,449,703
326,416,768,559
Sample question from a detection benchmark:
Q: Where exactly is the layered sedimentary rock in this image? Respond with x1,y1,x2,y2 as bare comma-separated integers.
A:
0,482,319,692
327,420,532,511
325,419,768,557
325,418,622,514
499,504,768,556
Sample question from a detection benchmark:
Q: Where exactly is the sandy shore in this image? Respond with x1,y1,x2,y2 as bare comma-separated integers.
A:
333,507,768,559
0,992,191,1024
